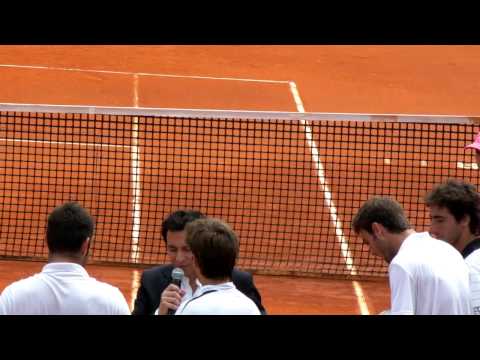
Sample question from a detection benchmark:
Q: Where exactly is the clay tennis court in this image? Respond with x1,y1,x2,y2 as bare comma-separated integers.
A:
0,46,479,314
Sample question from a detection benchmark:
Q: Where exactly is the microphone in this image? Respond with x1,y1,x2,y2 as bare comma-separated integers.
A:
167,267,184,315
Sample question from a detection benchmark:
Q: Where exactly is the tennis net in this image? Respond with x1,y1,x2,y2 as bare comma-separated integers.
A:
0,103,478,279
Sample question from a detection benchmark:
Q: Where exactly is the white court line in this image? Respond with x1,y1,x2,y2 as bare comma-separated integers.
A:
130,74,142,264
0,137,129,149
353,281,370,315
288,81,357,276
130,269,141,311
288,80,370,315
458,162,479,170
0,63,290,84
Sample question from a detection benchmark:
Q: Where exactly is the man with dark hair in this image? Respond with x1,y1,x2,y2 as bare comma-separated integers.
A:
352,196,471,315
0,202,130,315
425,179,480,314
132,209,265,315
176,218,260,315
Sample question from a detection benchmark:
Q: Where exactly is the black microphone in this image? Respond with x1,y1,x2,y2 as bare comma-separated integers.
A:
167,267,184,315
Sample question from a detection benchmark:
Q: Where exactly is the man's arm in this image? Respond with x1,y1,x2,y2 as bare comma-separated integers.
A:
0,287,12,315
388,263,415,315
112,288,132,315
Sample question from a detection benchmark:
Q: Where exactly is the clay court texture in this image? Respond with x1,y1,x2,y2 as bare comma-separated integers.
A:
0,45,479,314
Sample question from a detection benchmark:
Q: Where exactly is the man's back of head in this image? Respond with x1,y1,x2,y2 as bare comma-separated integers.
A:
47,201,94,257
352,196,411,235
185,218,239,281
177,218,261,315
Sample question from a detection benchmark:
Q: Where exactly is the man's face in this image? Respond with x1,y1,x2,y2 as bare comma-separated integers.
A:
428,205,464,250
358,227,398,263
166,230,195,275
358,229,384,259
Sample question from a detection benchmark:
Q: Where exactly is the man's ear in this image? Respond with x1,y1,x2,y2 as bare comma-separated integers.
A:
371,222,383,237
460,214,470,229
81,237,90,256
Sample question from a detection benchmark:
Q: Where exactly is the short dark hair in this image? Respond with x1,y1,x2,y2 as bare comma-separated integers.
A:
46,202,94,254
352,196,411,234
161,209,205,241
425,179,480,235
185,218,239,280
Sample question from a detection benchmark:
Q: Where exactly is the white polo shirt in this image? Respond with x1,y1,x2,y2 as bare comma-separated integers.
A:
465,249,480,315
388,232,471,315
0,262,131,315
175,282,261,315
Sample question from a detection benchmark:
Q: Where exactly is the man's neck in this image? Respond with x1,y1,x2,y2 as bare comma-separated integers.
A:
48,253,85,266
183,269,229,289
457,232,477,253
197,275,230,286
392,228,415,246
187,276,199,292
182,268,196,289
386,229,416,263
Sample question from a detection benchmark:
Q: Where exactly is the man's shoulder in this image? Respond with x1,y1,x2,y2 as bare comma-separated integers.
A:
401,232,453,256
188,288,260,315
231,268,253,283
1,273,41,295
463,238,480,259
141,264,174,281
89,277,124,295
232,267,252,277
467,247,480,259
465,247,480,269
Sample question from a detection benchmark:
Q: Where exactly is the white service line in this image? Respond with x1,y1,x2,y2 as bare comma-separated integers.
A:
130,74,142,264
288,81,357,276
353,281,370,315
288,80,370,314
0,63,290,84
130,269,141,311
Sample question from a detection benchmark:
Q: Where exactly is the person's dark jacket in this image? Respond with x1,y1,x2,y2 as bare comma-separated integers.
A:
132,264,266,315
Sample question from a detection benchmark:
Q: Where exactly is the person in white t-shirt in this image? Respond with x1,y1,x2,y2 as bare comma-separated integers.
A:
352,196,471,315
175,217,260,315
0,201,130,315
425,179,480,315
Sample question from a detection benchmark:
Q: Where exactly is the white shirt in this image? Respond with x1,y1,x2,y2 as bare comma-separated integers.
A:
0,262,131,315
388,232,471,315
465,249,480,315
175,281,261,315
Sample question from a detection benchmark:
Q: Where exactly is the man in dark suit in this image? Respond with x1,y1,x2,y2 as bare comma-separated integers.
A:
132,210,266,315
